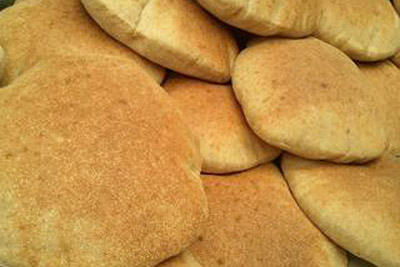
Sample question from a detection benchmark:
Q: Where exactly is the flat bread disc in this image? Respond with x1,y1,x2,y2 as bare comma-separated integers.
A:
187,164,347,267
0,0,208,265
232,37,386,163
81,0,238,83
193,0,321,38
0,56,208,267
282,154,400,267
164,75,280,174
315,0,400,61
0,0,165,84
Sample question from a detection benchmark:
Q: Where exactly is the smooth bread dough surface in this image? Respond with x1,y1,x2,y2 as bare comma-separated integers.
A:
194,0,321,37
81,0,238,83
232,37,386,163
188,164,347,267
282,154,400,267
164,75,280,174
315,0,400,61
359,61,400,156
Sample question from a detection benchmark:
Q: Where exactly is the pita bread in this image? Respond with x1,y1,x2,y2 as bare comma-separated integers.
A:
193,0,321,37
186,164,347,267
0,0,208,265
0,55,208,267
0,0,165,84
359,61,400,156
158,251,203,267
232,37,386,163
164,75,280,174
282,154,400,267
315,0,400,61
81,0,238,83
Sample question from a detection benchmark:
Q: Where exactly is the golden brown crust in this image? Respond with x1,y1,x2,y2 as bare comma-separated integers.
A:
315,0,400,61
81,0,238,83
282,154,400,267
194,0,321,37
232,37,386,163
359,61,400,156
164,75,280,174
187,164,347,267
0,55,208,267
0,0,165,85
0,0,208,265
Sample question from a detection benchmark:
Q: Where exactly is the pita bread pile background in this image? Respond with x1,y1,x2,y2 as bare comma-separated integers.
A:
0,0,399,266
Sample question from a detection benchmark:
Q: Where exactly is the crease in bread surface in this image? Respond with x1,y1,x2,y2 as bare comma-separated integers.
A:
157,251,203,267
81,0,238,83
392,52,400,68
282,154,400,267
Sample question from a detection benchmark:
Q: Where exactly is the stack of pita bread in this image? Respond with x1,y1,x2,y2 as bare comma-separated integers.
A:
0,0,398,266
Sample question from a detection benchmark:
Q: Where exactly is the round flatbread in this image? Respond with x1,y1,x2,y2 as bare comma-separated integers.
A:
81,0,238,83
232,37,386,163
0,55,208,267
314,0,400,61
164,75,280,174
187,164,347,267
193,0,321,38
282,154,400,267
0,0,208,265
359,61,400,156
0,0,165,84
